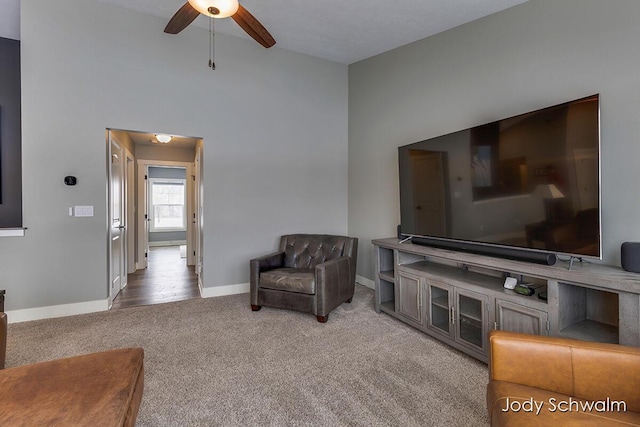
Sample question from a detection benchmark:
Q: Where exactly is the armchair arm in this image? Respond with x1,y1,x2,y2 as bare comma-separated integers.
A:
250,252,285,305
315,256,353,317
489,330,640,411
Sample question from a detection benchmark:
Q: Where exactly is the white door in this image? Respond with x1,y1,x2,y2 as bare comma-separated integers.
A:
126,154,136,274
195,148,204,276
138,164,150,269
109,136,126,306
187,164,196,266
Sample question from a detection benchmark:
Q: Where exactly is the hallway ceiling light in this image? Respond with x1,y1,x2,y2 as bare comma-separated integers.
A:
155,134,172,144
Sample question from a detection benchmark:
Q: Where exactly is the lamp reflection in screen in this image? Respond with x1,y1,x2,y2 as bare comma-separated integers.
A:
534,183,565,223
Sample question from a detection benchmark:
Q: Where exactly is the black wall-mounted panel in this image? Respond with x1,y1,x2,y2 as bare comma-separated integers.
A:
0,37,22,228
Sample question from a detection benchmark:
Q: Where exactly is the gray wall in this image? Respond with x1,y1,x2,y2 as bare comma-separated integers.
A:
136,145,196,163
0,0,348,311
349,0,640,280
0,37,22,227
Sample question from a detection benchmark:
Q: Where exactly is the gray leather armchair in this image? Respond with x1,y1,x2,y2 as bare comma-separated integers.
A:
250,234,358,322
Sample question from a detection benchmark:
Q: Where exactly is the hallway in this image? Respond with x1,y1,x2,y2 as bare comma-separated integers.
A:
111,246,200,309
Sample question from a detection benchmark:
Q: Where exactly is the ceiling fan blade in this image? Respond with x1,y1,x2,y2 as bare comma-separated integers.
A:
164,2,200,34
231,5,276,48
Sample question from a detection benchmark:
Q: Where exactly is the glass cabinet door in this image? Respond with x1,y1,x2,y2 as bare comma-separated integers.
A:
427,281,453,337
455,289,487,353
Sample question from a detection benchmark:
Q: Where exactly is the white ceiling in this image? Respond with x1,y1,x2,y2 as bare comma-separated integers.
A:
2,0,529,64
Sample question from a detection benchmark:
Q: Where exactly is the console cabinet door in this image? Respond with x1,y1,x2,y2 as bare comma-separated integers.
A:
426,279,454,339
496,299,549,336
455,288,488,354
397,270,423,324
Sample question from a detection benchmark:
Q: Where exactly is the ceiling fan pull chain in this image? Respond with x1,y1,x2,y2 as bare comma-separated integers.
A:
208,16,216,70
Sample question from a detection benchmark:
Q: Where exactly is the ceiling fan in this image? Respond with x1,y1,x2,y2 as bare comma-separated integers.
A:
164,0,276,49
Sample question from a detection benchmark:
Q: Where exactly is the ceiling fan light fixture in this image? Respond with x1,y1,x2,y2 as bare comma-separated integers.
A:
188,0,239,18
155,134,172,144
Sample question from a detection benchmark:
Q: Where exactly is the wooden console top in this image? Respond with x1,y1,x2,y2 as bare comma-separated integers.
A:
373,238,640,295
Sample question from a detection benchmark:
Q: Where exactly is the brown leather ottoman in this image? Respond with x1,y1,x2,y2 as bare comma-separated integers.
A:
0,347,144,426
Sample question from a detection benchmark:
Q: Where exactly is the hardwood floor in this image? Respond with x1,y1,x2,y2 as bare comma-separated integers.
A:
111,246,200,310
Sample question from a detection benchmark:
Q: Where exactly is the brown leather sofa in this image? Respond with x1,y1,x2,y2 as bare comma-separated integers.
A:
0,312,144,426
487,330,640,426
250,234,358,322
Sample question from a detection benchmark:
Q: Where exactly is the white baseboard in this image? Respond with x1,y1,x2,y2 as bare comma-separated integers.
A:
5,277,367,323
197,275,204,296
5,299,109,324
356,275,375,290
200,283,250,298
201,277,373,298
5,279,246,323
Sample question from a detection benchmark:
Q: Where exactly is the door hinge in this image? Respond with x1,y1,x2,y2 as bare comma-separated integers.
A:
145,214,148,219
145,252,148,258
193,251,196,256
144,175,148,180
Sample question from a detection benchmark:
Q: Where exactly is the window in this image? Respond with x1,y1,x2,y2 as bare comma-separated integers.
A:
149,178,186,231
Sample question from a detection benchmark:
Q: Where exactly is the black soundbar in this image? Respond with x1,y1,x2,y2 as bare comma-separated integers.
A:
410,236,557,266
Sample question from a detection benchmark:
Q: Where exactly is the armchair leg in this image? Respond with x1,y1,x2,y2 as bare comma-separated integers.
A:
317,315,328,323
251,305,262,311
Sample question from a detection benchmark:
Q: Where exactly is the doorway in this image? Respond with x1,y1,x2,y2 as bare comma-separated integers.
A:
111,245,199,309
107,129,204,309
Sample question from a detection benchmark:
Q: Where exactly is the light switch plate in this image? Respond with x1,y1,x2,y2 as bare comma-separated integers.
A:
74,205,94,217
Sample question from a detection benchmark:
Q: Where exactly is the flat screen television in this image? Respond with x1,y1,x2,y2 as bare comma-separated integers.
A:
398,94,600,264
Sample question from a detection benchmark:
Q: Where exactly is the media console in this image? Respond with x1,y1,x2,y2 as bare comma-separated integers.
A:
373,237,640,363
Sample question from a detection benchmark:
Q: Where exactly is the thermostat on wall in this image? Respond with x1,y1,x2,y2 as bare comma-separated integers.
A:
64,176,77,186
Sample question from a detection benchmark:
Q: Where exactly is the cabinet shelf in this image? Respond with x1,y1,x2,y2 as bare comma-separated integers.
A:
460,312,482,323
460,320,483,348
431,296,449,310
560,319,618,344
557,282,619,344
379,271,394,282
380,300,396,314
431,306,450,333
459,296,482,322
375,246,397,315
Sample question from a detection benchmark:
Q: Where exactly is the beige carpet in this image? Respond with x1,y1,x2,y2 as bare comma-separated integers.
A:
6,285,489,426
